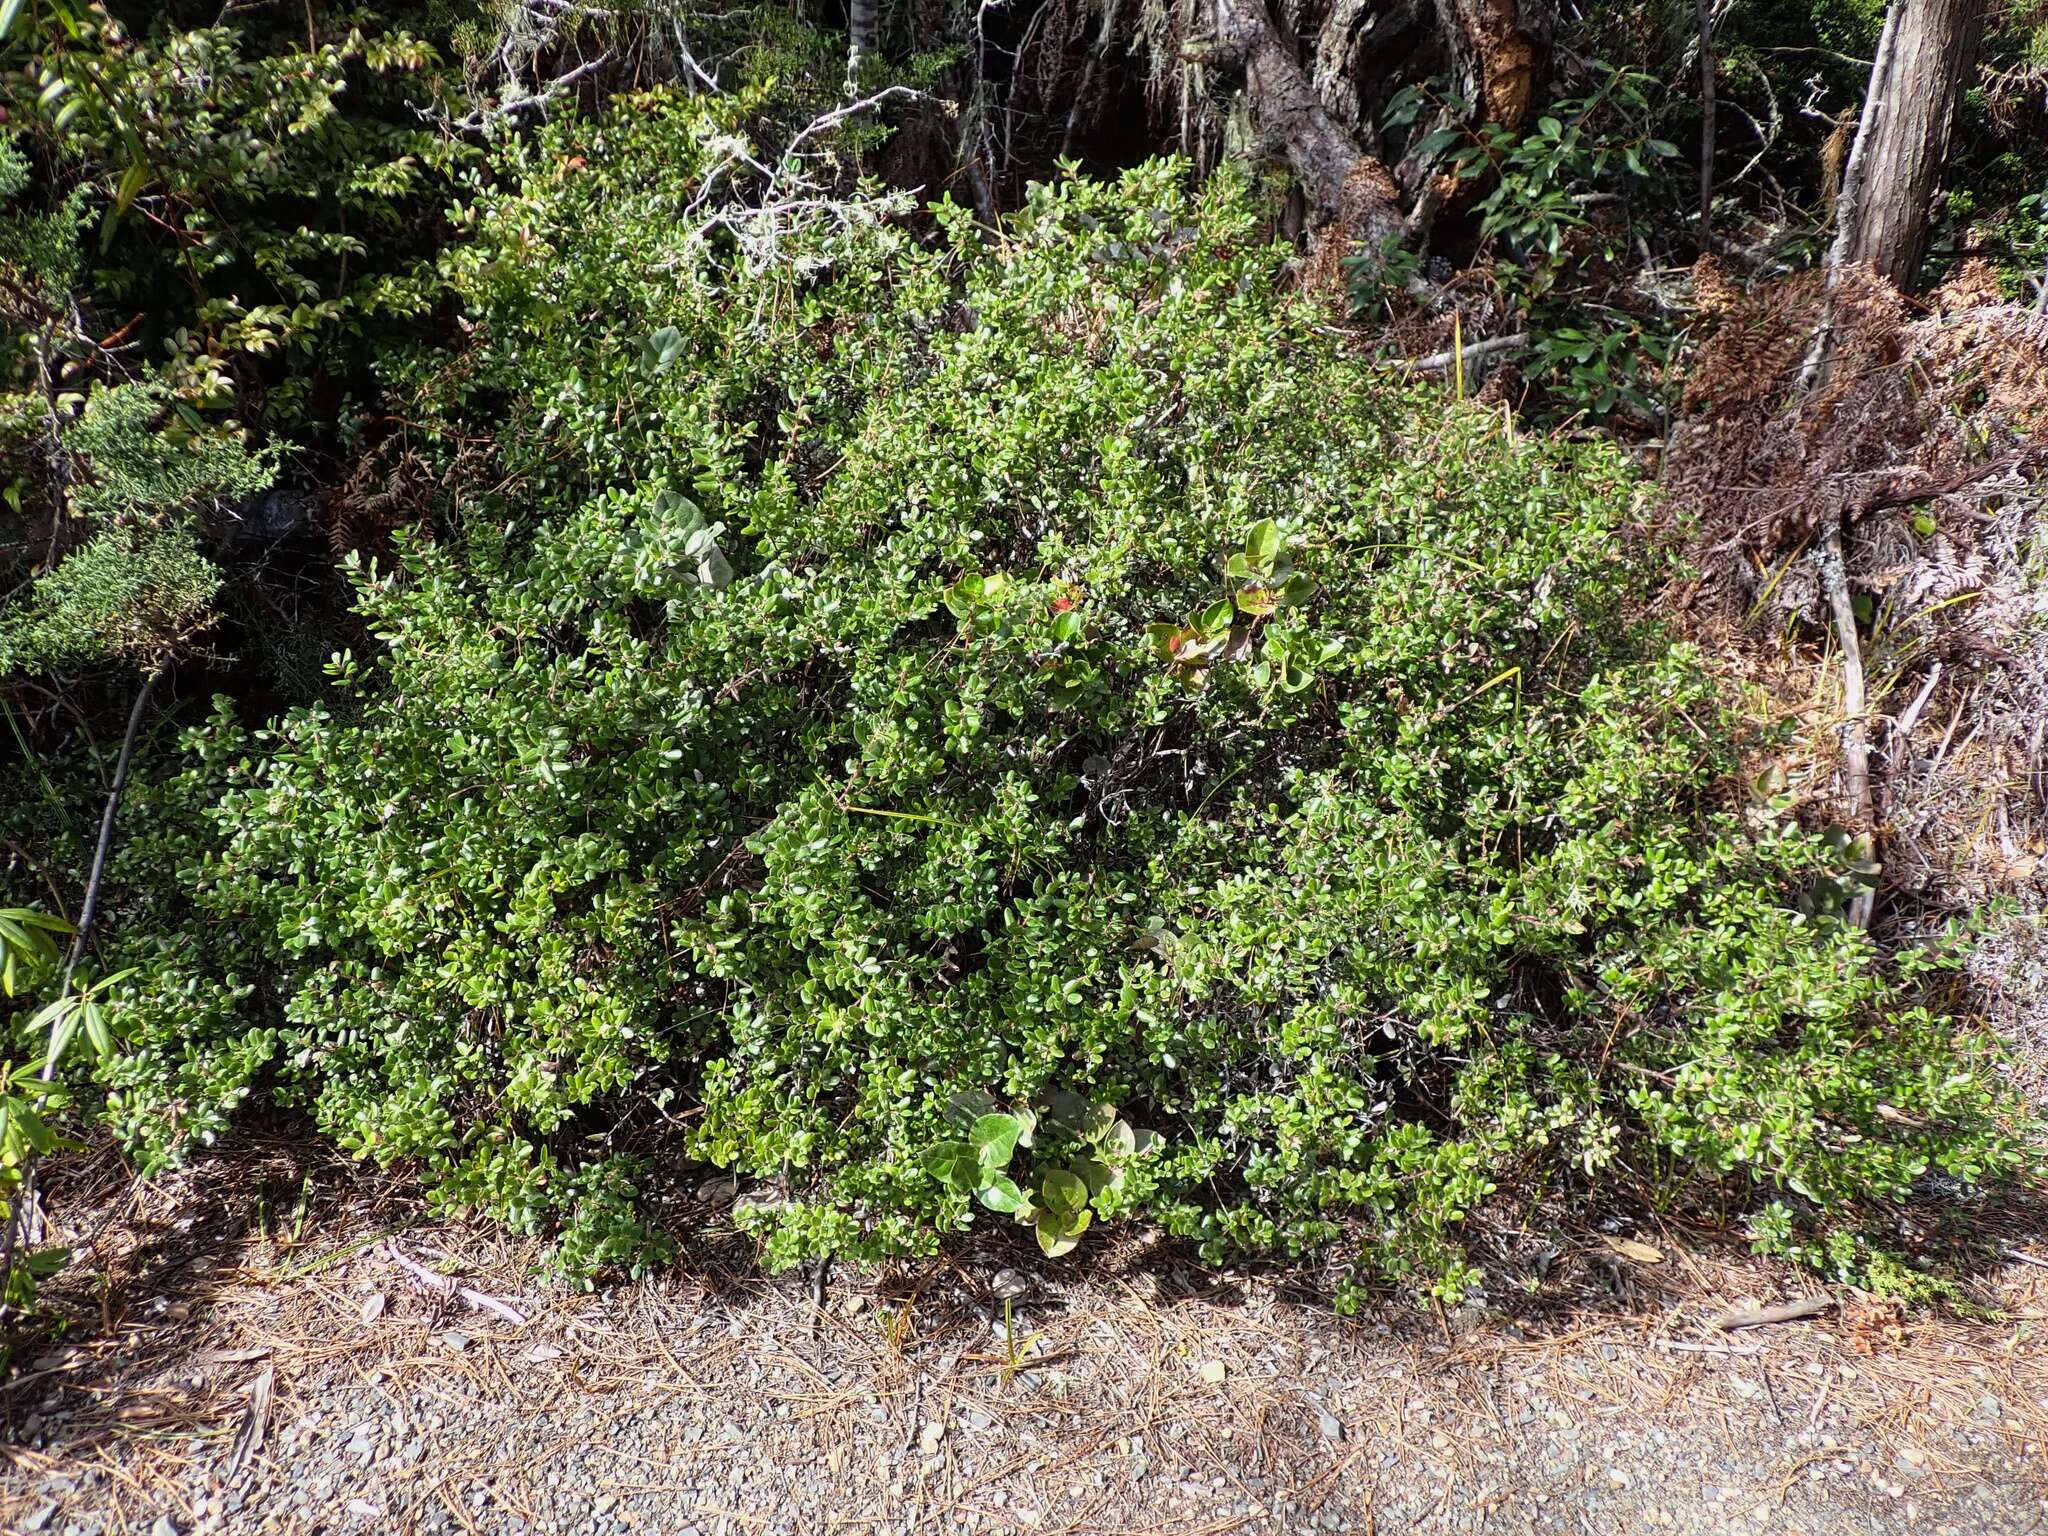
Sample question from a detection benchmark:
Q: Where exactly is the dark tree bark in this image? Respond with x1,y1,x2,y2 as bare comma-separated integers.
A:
1062,0,1125,156
1310,0,1379,136
1312,0,1439,152
1829,0,1985,288
1209,0,1406,245
1210,0,1551,251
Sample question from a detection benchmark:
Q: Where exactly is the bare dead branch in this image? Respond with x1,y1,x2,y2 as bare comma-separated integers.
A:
1403,332,1528,372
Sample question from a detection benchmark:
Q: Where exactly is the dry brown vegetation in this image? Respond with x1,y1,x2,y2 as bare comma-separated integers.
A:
1659,260,2048,1084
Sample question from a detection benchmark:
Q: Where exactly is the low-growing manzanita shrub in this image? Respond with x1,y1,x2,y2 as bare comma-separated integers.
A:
84,98,2023,1299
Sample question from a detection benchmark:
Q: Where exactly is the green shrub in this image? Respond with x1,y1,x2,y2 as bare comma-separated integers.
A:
1362,62,1684,425
0,378,273,673
93,97,2023,1298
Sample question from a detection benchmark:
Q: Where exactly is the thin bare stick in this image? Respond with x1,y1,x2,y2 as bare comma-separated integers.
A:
50,664,163,1029
1,664,163,1307
223,1364,275,1484
1696,0,1717,240
1890,660,1942,748
1403,333,1527,373
1817,519,1873,927
782,85,926,163
432,52,612,134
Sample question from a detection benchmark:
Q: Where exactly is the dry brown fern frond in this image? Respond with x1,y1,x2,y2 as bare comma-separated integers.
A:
1677,267,1821,417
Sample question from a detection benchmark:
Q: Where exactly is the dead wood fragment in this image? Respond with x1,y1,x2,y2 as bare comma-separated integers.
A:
381,1240,530,1327
1709,1296,1837,1331
1405,332,1528,372
222,1364,274,1484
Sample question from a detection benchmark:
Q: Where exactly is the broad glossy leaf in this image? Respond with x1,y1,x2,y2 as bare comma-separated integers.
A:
696,546,733,591
1040,1167,1088,1215
640,325,685,374
971,1112,1021,1169
977,1175,1024,1214
1415,127,1462,161
1244,519,1281,570
85,999,113,1059
1234,584,1276,617
1035,1206,1091,1256
946,1088,999,1127
1042,1089,1089,1133
35,996,80,1072
1072,1156,1119,1197
922,1141,978,1193
1278,573,1316,608
946,575,984,619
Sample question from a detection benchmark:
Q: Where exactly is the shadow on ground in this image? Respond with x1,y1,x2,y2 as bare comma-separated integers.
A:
5,1128,2048,1535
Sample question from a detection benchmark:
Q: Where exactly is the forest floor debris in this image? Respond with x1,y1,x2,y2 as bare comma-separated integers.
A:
4,1136,2047,1534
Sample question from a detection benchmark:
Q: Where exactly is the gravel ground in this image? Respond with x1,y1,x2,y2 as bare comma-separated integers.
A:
4,1146,2048,1536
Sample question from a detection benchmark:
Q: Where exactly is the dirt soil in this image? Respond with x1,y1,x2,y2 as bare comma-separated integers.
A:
4,1139,2048,1536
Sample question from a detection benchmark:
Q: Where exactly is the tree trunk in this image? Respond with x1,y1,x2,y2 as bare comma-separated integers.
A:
1311,0,1378,136
1829,0,1985,289
1209,0,1406,245
847,0,878,85
1435,0,1548,133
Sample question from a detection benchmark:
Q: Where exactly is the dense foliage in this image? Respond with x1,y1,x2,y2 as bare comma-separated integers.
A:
1353,0,2048,424
1,1,2041,1316
58,106,2016,1299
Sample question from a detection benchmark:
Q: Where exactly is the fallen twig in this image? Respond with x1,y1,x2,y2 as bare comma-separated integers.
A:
222,1364,274,1484
1817,517,1873,928
903,1371,925,1454
1890,660,1942,748
380,1240,530,1327
1403,332,1528,373
1852,446,2046,521
1658,1338,1765,1355
1709,1296,1836,1331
